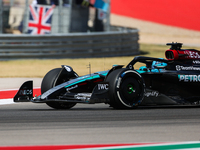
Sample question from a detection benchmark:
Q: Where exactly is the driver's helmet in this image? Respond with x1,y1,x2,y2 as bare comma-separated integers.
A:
139,58,167,73
152,58,167,68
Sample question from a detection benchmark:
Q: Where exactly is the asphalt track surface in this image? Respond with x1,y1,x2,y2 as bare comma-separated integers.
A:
0,102,200,146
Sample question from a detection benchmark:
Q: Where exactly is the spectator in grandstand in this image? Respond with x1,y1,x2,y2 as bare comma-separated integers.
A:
51,0,59,6
63,0,70,7
37,0,48,5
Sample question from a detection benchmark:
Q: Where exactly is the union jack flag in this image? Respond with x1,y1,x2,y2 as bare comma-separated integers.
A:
28,5,54,34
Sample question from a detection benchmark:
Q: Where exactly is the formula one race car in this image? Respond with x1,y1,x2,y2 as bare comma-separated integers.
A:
14,42,200,109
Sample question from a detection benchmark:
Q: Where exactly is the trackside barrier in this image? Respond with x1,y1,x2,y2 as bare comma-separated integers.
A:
0,27,139,60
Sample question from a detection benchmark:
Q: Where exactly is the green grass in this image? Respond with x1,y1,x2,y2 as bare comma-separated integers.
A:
0,43,199,77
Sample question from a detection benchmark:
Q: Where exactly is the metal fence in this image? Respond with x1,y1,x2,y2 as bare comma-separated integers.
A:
0,26,139,59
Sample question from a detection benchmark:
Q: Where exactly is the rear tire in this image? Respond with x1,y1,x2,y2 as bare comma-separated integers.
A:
106,68,144,109
41,68,76,109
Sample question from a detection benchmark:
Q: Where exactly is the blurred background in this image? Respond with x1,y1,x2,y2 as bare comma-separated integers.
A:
0,0,110,34
0,0,199,46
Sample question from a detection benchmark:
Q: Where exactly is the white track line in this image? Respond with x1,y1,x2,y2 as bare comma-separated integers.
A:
0,99,14,105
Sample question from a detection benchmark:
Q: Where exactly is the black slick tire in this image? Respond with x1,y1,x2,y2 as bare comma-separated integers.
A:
106,68,144,109
41,68,76,109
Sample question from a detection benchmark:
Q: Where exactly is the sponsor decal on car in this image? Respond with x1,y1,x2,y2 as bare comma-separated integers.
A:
144,91,159,97
178,74,200,82
129,65,133,69
19,89,32,95
74,93,91,101
66,85,78,91
193,60,200,64
64,66,72,72
117,77,122,88
98,83,109,90
176,65,200,71
184,51,200,59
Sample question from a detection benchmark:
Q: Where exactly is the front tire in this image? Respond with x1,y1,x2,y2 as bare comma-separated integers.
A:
41,68,77,109
106,68,145,109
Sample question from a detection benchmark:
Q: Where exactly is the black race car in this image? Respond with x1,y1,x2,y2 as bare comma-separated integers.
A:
14,42,200,109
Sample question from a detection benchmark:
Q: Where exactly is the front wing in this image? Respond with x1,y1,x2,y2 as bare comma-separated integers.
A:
14,81,110,104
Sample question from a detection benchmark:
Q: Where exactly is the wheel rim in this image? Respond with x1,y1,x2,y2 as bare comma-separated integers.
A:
117,77,143,107
127,84,135,94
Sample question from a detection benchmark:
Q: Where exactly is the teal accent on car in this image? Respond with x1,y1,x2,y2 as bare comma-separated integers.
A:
64,71,108,88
